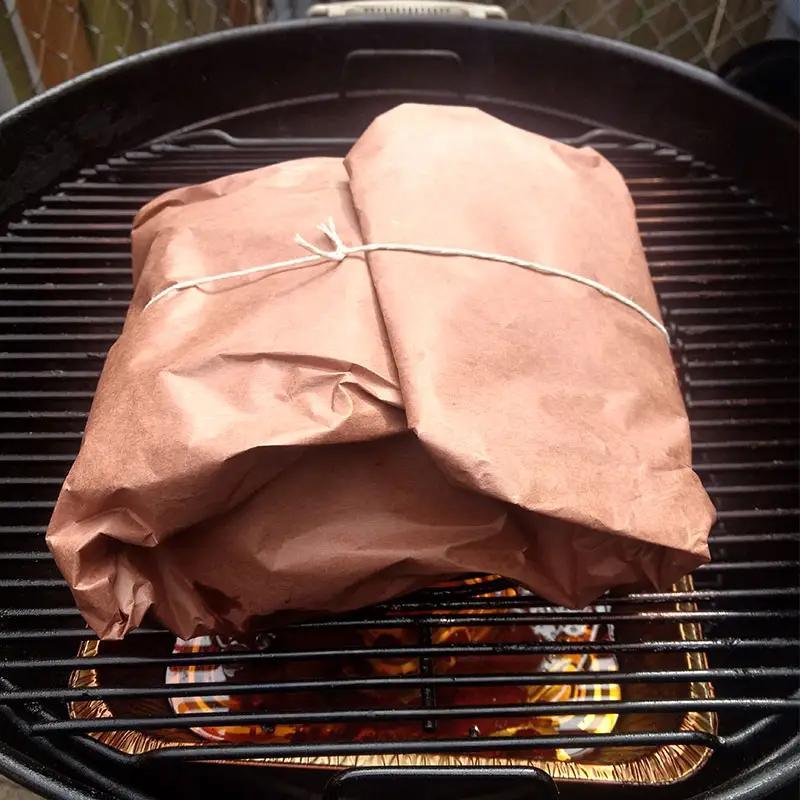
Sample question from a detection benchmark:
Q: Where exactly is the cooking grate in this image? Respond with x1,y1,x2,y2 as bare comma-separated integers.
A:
0,123,798,794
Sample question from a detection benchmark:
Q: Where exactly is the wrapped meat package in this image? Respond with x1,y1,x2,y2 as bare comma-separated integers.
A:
46,104,715,640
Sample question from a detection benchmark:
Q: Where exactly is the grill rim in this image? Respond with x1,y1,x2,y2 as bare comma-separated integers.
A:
0,19,797,223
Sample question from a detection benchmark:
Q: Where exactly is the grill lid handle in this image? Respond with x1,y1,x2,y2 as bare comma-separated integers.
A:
323,766,559,800
309,1,508,19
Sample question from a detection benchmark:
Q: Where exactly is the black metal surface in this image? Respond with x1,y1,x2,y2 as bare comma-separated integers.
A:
322,766,560,800
1,20,797,219
719,40,800,120
0,18,797,800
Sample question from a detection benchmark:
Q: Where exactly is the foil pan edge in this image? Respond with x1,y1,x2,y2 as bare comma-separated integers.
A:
68,576,717,785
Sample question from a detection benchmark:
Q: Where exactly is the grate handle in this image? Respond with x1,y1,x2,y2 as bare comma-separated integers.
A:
339,48,465,98
322,766,559,800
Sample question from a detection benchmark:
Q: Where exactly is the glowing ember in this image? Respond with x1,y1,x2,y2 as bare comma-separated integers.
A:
167,577,620,760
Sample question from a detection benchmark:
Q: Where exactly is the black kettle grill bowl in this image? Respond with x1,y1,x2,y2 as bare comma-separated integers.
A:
0,19,797,800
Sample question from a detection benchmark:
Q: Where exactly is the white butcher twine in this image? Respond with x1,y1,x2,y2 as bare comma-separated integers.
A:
144,217,670,342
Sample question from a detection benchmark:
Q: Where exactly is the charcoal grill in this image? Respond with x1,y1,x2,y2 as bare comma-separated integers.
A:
0,19,798,800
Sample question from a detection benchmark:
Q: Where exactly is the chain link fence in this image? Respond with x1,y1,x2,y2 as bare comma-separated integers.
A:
508,0,776,68
0,0,263,104
0,0,780,109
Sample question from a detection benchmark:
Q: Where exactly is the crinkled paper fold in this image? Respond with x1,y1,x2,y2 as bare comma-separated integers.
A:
47,104,714,640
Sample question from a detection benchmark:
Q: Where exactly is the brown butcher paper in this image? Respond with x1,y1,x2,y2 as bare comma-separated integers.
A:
46,104,715,640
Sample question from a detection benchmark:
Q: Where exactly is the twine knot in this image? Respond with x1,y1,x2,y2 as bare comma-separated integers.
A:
294,217,350,262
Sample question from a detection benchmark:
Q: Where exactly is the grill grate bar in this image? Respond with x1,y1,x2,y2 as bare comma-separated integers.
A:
662,291,799,303
0,411,87,419
684,440,793,450
705,487,798,498
0,237,129,246
687,401,798,414
0,334,119,342
52,176,739,191
0,550,53,560
21,209,137,218
0,412,794,426
0,480,68,488
711,533,799,544
13,212,781,229
30,698,800,736
383,586,800,607
682,338,799,350
0,256,129,264
3,668,798,704
0,394,94,402
636,205,758,216
3,447,799,462
0,286,133,294
12,197,791,212
128,732,721,761
29,190,768,206
650,256,797,267
695,461,799,472
0,353,110,361
3,638,798,672
0,529,764,546
8,223,132,232
2,607,798,637
1,584,796,606
654,273,799,286
0,370,100,384
7,230,795,245
640,214,791,224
